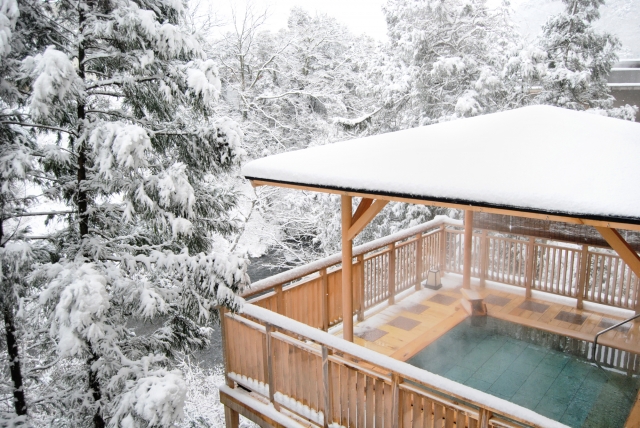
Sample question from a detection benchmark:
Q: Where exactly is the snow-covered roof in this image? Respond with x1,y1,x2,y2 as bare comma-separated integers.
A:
242,106,640,225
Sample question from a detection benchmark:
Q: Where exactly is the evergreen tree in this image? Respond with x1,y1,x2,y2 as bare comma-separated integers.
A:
2,0,249,424
1,0,68,420
536,0,636,119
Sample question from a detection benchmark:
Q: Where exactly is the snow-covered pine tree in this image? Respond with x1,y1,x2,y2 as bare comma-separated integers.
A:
0,0,69,420
536,0,636,119
7,0,249,425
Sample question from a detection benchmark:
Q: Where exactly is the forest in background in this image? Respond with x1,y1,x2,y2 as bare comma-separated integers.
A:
0,0,638,426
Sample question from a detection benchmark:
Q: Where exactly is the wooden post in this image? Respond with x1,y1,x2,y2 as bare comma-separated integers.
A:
479,229,488,288
264,323,278,409
479,408,491,428
357,254,365,321
391,373,402,428
439,224,446,272
322,346,332,428
577,245,589,310
220,307,240,428
275,284,285,316
321,268,329,331
463,210,474,289
388,242,396,305
219,308,234,388
415,233,423,291
224,406,240,428
341,195,354,342
525,237,535,299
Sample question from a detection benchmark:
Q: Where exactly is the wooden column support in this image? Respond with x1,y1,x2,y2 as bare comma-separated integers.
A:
463,210,474,289
341,197,389,342
341,196,354,342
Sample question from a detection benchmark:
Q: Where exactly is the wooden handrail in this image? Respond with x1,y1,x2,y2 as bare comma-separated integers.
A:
238,304,568,428
242,215,462,298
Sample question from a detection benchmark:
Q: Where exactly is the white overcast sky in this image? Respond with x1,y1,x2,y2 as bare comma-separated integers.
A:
217,0,517,41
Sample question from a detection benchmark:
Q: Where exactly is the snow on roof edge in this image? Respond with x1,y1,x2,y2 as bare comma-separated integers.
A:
247,176,640,227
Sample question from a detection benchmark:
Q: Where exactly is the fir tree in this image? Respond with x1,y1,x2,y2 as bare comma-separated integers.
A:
4,0,250,425
536,0,636,118
1,0,68,419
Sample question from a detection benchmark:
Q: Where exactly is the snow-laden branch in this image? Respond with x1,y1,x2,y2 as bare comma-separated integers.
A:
333,107,382,128
85,74,163,90
2,210,75,220
256,90,324,101
1,121,77,136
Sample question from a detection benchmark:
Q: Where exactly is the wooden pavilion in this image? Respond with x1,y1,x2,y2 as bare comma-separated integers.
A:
221,106,640,428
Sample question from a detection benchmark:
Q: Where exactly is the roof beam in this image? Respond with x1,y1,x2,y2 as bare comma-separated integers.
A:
593,226,640,281
347,199,388,241
249,179,640,232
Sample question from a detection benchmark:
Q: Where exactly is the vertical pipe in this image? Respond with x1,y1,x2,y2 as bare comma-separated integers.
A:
388,242,396,305
439,224,446,271
415,233,423,290
525,237,535,298
357,254,365,321
321,268,329,330
480,229,488,287
577,245,589,309
341,195,354,342
463,210,474,289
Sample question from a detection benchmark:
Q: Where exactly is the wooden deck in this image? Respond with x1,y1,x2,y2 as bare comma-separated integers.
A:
347,274,640,362
230,221,640,428
342,274,640,428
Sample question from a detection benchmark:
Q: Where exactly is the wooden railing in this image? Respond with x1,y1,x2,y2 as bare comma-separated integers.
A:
443,228,640,312
221,304,566,428
244,216,640,333
243,217,460,330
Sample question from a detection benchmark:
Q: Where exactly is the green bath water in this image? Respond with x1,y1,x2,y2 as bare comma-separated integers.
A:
407,317,640,427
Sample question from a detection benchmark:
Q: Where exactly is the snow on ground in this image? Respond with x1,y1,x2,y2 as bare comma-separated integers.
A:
179,360,256,427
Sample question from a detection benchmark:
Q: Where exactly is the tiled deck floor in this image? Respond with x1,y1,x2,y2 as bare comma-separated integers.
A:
348,275,640,361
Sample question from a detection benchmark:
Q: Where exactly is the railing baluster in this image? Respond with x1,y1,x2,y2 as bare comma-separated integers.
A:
391,373,402,428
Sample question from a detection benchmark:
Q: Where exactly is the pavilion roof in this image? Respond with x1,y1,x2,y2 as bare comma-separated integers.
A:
242,106,640,228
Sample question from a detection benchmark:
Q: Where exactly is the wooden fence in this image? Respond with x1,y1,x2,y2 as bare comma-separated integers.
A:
221,304,566,428
244,218,640,333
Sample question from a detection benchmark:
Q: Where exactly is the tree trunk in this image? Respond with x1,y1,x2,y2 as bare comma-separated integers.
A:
88,350,104,428
3,300,27,415
0,221,28,416
77,4,103,427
